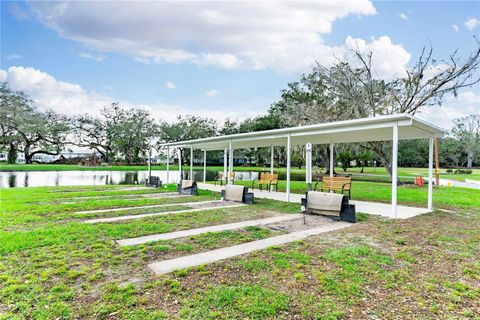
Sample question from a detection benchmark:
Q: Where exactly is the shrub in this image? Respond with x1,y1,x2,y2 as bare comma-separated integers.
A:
337,150,353,172
446,169,453,174
465,169,473,174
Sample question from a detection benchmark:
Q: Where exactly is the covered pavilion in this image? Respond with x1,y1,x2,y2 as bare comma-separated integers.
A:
159,114,445,218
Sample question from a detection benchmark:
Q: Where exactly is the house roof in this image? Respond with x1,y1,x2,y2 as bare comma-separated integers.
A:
159,114,446,151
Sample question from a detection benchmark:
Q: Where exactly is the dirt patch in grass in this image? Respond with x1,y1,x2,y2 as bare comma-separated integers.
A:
267,213,333,233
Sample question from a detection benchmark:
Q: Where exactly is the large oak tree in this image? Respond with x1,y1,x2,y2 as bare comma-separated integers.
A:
269,39,480,181
0,83,70,164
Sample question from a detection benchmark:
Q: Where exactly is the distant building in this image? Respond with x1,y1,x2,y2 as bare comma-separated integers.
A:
0,152,25,163
151,154,252,165
0,150,100,163
217,155,251,165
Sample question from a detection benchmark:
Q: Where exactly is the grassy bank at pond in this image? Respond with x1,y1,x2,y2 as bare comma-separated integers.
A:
1,185,479,319
2,163,479,181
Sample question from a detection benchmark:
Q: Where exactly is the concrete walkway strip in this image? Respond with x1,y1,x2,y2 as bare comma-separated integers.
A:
83,203,245,224
60,195,186,205
62,192,184,203
75,200,219,215
148,221,352,275
117,214,303,246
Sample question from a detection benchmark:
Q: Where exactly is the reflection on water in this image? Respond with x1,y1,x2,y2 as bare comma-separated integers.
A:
0,170,309,188
1,170,294,188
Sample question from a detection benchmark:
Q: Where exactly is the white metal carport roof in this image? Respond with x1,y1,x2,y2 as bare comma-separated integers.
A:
158,114,445,150
159,114,446,219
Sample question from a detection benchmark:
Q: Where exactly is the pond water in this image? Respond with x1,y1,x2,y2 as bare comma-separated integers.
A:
0,170,307,188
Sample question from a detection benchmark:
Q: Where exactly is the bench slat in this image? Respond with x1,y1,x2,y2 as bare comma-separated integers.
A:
322,176,351,191
258,173,279,183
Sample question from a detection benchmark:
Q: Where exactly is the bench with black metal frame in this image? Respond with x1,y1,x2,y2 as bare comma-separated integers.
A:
220,185,254,204
176,180,198,196
300,191,356,223
251,172,279,192
314,175,352,199
145,176,162,188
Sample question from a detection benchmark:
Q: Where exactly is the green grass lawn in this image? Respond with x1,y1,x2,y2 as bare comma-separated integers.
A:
1,185,479,319
2,163,479,182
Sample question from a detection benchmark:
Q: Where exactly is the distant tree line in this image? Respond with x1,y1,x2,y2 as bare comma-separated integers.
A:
0,84,160,165
1,39,479,172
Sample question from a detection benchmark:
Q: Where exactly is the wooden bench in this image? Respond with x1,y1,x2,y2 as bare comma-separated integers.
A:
252,173,278,192
314,176,352,199
214,172,235,186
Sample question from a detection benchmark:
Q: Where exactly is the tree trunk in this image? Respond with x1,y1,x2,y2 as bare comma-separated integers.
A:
104,146,112,162
376,146,402,186
24,145,32,164
323,149,337,175
96,149,106,162
25,154,33,164
365,142,402,185
467,151,473,168
7,144,17,164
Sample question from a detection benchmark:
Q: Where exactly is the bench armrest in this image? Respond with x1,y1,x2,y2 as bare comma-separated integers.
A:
342,182,351,190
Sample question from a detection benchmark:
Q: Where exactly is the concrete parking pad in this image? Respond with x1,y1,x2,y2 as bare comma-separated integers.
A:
117,214,303,246
59,192,185,204
148,221,352,275
83,202,245,224
74,200,219,215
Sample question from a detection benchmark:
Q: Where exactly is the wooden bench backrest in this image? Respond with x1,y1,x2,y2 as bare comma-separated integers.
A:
322,176,352,190
259,173,278,183
219,172,235,179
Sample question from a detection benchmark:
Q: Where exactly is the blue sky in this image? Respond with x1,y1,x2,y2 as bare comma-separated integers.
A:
1,1,479,128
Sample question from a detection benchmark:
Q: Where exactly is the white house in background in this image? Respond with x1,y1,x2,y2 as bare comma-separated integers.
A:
0,152,26,163
0,150,100,163
152,154,251,165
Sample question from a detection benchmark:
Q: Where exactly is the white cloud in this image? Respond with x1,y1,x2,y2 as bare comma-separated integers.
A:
452,24,459,33
77,52,105,62
417,90,480,130
165,81,176,90
1,66,111,116
140,103,259,124
196,53,241,69
464,17,480,30
26,1,377,73
1,66,255,124
205,89,220,97
398,13,408,20
340,36,411,79
9,3,29,20
456,90,480,104
421,64,450,83
6,54,23,60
